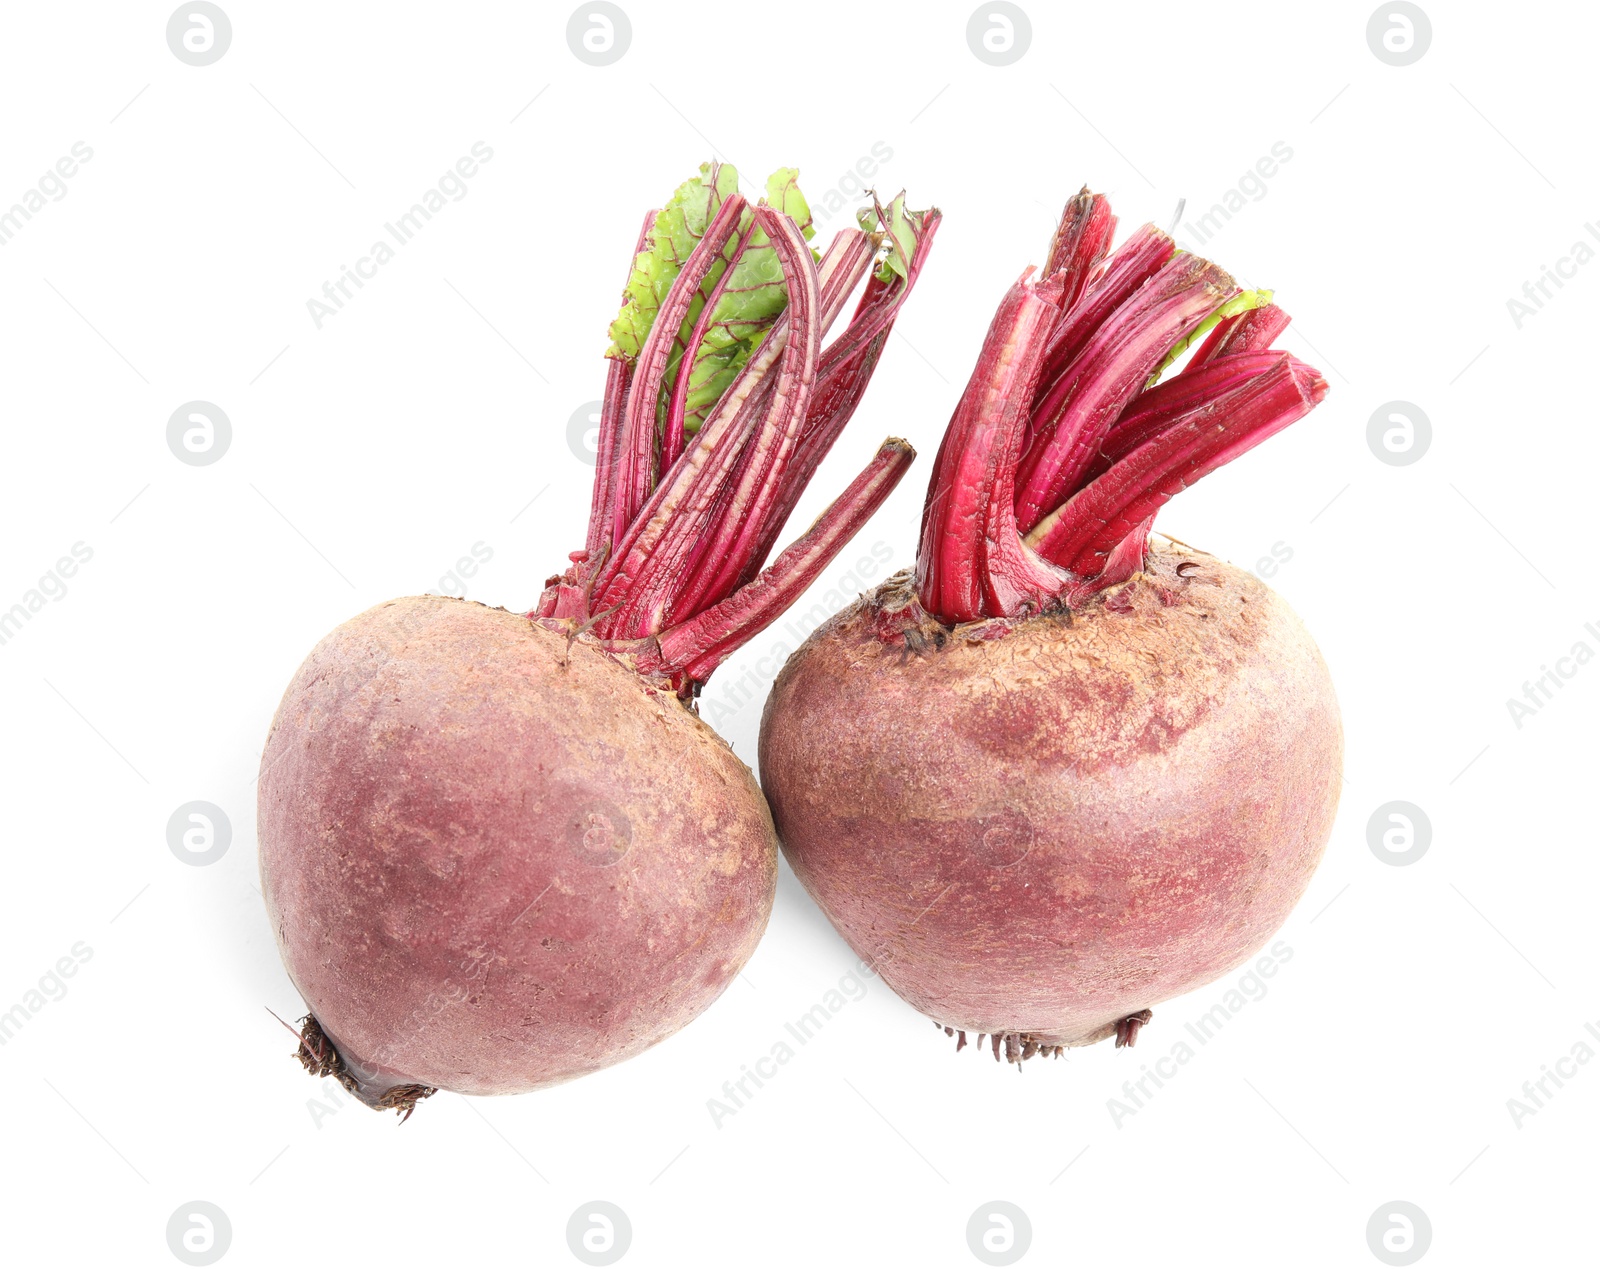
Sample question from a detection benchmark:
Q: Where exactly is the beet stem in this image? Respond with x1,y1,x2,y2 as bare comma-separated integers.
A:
611,193,749,550
915,270,1070,622
1041,186,1117,312
592,334,783,623
667,222,879,619
610,207,820,638
1182,301,1292,372
596,226,876,623
659,216,765,474
585,358,634,562
909,186,1330,624
1094,350,1293,475
550,175,939,693
726,209,943,597
1033,223,1174,399
1013,251,1235,535
583,208,657,565
1027,354,1328,575
656,438,915,681
668,227,876,614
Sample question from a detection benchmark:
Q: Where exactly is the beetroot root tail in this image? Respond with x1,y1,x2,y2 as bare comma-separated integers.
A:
938,1021,1069,1065
291,1013,437,1123
1114,1009,1154,1048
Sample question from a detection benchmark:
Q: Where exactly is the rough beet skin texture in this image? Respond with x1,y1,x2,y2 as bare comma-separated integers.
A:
260,596,776,1104
255,171,941,1111
758,546,1341,1053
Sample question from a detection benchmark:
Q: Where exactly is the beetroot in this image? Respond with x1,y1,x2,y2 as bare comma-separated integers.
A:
259,165,940,1112
758,187,1340,1063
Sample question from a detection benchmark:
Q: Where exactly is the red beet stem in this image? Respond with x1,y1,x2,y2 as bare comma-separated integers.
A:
728,208,943,597
671,224,886,616
592,334,781,622
1033,223,1174,397
656,439,915,680
1014,252,1235,534
1042,186,1117,311
542,175,940,694
620,206,820,636
813,229,881,334
1094,350,1291,473
540,353,635,623
915,271,1071,623
584,358,634,560
581,209,657,566
1026,353,1328,575
1182,301,1292,370
911,187,1329,624
592,224,804,620
611,193,749,551
660,216,764,473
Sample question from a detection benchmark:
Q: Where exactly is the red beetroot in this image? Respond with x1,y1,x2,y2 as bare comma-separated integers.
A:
758,187,1340,1062
259,165,940,1112
261,597,776,1106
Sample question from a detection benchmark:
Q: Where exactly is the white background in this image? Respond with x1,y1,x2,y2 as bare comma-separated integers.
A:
1,1,1594,1265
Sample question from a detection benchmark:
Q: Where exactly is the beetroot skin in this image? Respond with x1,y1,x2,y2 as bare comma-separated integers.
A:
758,547,1341,1056
759,185,1340,1062
260,597,776,1104
257,167,941,1112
